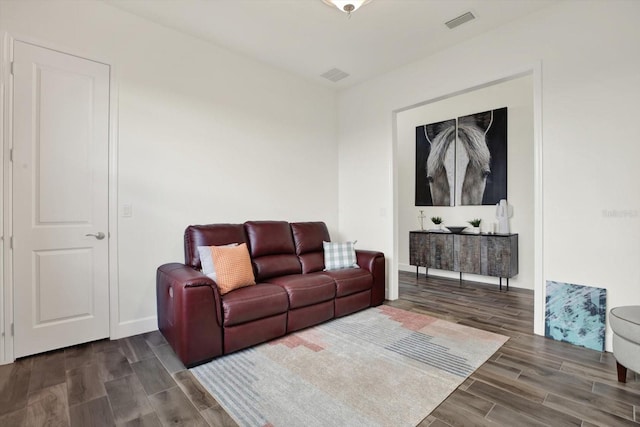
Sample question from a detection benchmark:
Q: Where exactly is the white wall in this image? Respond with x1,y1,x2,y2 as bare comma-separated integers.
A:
0,0,338,345
396,75,534,289
338,1,640,351
2,0,637,358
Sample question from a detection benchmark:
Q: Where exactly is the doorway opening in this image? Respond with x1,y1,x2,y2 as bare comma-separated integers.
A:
391,67,544,335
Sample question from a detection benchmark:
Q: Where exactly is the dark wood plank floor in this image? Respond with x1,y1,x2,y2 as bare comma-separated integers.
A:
0,332,236,427
391,271,639,426
0,271,637,426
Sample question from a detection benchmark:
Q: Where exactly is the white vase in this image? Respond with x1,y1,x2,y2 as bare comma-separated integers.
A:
496,199,511,234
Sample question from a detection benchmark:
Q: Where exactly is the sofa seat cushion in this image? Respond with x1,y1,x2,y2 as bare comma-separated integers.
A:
222,283,289,327
266,273,336,309
323,268,372,298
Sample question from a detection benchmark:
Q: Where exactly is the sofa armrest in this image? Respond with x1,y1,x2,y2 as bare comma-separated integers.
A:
356,250,386,306
156,263,223,366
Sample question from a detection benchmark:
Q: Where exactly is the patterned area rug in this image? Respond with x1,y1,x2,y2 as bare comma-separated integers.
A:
191,305,508,427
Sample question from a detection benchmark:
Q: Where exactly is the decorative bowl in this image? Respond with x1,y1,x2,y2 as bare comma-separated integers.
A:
446,226,467,234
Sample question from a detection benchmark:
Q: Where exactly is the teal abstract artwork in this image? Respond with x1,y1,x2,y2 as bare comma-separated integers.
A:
545,281,606,351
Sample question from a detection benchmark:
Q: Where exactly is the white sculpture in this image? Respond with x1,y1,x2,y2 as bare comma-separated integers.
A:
418,210,426,231
496,199,512,234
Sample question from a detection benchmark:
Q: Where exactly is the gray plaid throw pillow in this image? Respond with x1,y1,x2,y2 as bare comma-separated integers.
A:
323,241,359,271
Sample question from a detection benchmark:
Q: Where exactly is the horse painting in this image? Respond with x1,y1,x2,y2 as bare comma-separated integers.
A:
423,120,457,206
415,108,507,206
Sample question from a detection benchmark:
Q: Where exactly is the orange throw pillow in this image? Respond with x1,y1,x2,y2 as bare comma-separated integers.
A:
211,243,256,295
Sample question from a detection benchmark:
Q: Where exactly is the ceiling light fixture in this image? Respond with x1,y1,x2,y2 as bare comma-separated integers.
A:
323,0,372,17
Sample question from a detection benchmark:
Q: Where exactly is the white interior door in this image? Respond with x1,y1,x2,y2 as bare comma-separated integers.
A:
12,41,110,358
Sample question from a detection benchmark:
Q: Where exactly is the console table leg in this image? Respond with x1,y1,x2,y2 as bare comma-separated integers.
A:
416,266,418,279
499,277,502,292
507,278,509,292
617,361,628,383
459,272,462,287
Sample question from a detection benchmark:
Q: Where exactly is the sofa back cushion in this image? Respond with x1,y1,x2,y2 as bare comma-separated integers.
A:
244,221,301,280
291,222,330,274
184,224,247,269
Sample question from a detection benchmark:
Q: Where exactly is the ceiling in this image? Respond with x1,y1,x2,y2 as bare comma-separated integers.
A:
104,0,557,90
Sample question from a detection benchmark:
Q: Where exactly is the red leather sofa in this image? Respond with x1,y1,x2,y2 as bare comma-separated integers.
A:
156,220,385,367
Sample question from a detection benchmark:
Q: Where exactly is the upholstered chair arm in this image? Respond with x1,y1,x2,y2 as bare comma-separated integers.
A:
156,263,224,366
356,250,386,306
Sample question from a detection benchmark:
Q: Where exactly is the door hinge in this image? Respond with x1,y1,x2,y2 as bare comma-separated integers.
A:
11,323,14,336
10,62,14,75
9,148,13,162
9,236,13,250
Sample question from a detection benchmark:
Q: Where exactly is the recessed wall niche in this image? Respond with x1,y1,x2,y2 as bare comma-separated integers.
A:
396,74,534,290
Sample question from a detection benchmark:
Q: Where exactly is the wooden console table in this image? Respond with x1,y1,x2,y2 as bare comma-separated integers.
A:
409,231,518,291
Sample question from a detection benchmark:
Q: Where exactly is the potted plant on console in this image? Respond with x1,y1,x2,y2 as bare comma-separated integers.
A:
431,216,443,231
468,218,482,234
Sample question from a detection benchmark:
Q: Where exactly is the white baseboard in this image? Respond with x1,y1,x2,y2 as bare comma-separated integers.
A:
398,263,415,272
111,316,158,340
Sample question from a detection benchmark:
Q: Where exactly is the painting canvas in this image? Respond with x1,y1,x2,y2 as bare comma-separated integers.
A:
415,119,455,206
415,107,507,206
545,280,607,352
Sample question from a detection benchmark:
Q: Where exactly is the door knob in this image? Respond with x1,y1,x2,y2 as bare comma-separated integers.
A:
86,232,106,240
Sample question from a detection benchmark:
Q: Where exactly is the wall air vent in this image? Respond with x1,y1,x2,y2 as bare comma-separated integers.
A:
321,68,350,82
445,11,476,29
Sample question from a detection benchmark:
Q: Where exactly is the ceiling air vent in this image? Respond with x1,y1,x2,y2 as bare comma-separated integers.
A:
445,11,476,29
321,68,350,83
